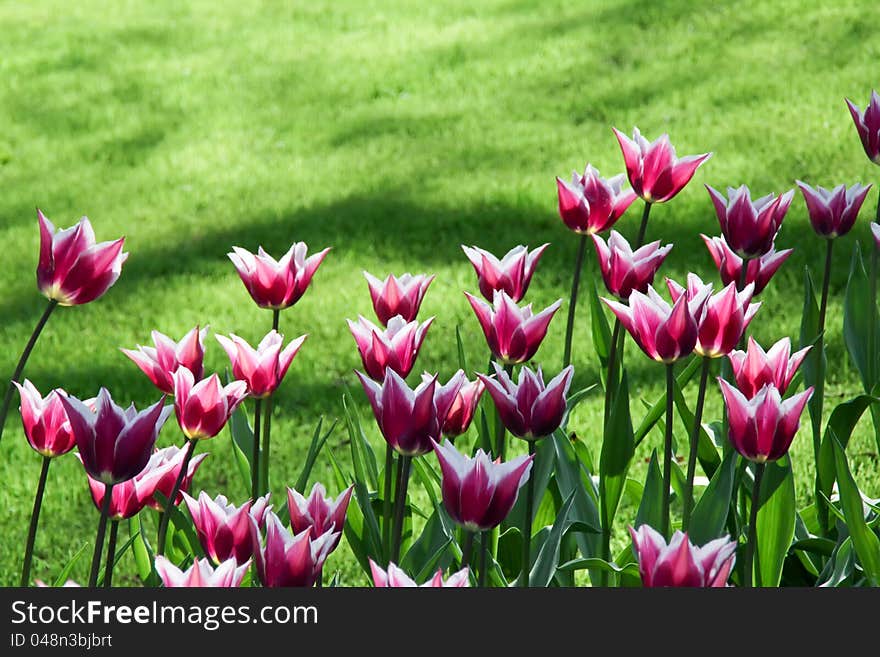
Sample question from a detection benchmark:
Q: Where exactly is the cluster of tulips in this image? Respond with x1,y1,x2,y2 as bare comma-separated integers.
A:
3,90,880,588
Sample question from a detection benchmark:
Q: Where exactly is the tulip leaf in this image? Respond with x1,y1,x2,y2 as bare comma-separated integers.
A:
790,537,837,558
671,363,721,478
818,536,855,587
755,457,796,587
551,430,601,558
96,529,140,587
799,266,825,454
599,373,634,534
589,281,612,369
818,394,878,505
401,509,454,578
689,449,738,545
53,542,89,587
507,434,556,528
557,556,639,578
634,357,701,447
634,449,663,532
455,324,469,373
294,416,337,493
129,514,159,585
529,492,575,588
343,392,379,489
562,384,599,430
844,242,880,390
228,402,257,496
152,493,204,559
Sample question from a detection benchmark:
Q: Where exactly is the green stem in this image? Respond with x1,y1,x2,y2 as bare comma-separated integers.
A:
478,531,488,588
461,530,474,571
813,239,834,527
103,520,119,587
562,234,588,368
272,308,280,333
20,455,52,587
661,363,675,538
682,357,711,531
156,438,197,556
600,528,611,588
519,440,537,588
494,363,514,461
744,461,766,588
391,455,412,563
382,443,395,562
635,201,653,247
251,398,262,500
0,300,58,447
736,257,751,349
88,483,114,587
260,395,273,496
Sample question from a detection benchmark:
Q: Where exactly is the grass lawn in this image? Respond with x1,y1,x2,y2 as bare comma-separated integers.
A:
1,0,879,586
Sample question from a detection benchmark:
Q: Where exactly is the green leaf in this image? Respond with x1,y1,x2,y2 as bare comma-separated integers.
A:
557,556,639,578
599,373,634,533
844,242,880,390
689,449,738,545
228,402,257,496
152,493,204,559
401,509,454,578
551,431,601,558
799,267,824,453
755,458,796,587
53,542,89,587
294,417,337,493
589,281,612,369
529,492,575,588
343,392,379,489
634,449,663,531
561,384,599,430
672,361,721,478
455,325,468,373
129,514,158,585
818,395,878,503
818,537,854,587
634,357,700,447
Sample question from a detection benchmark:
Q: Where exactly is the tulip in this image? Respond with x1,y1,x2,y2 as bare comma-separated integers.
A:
183,491,272,565
629,525,736,587
251,512,338,587
873,223,880,249
369,560,470,587
347,315,433,381
155,556,250,588
701,234,792,296
797,180,871,239
728,337,810,399
707,184,794,259
172,369,248,441
364,272,434,325
35,580,80,587
14,381,75,457
428,371,484,438
556,164,637,235
228,243,330,310
121,326,209,395
592,230,672,300
845,90,880,165
461,244,549,302
216,331,306,399
465,290,561,365
287,483,353,553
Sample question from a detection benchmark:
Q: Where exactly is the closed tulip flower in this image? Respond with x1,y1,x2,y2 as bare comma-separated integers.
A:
462,244,549,302
707,185,794,259
155,556,250,588
364,272,434,326
592,230,672,300
287,483,353,552
728,337,811,399
14,381,75,457
121,326,209,395
172,368,248,440
216,330,306,398
370,560,470,587
701,234,792,296
629,524,736,587
228,243,330,310
796,181,871,239
36,210,128,306
252,512,338,588
347,315,432,381
183,491,271,564
845,91,880,164
556,164,637,234
426,370,484,438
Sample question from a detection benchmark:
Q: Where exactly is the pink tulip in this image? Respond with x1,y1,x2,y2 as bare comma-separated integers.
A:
592,230,672,300
667,274,760,358
432,439,533,530
140,444,208,511
35,580,80,587
287,483,353,552
629,524,736,587
701,234,792,296
216,330,306,398
603,282,710,363
357,368,460,456
60,389,171,485
251,512,338,587
477,363,573,440
872,223,880,250
228,243,330,310
370,560,470,587
465,290,561,365
347,315,433,381
155,556,250,588
845,91,880,164
707,185,794,259
172,368,248,440
14,380,75,457
364,272,434,326
556,164,637,234
719,380,813,463
182,491,271,564
612,128,711,203
426,370,484,438
728,337,811,400
796,181,872,239
462,244,549,303
36,210,128,306
121,326,209,395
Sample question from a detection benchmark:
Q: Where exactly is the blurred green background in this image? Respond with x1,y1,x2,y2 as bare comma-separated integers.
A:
1,0,878,586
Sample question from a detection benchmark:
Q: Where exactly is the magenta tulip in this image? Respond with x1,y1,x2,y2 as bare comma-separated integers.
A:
796,181,872,239
14,381,75,457
873,223,880,249
228,243,330,310
364,272,434,326
251,512,338,587
556,164,637,234
465,290,561,365
216,330,306,398
629,524,736,587
347,315,433,381
140,445,208,511
36,210,128,306
172,368,248,440
370,560,470,587
121,326,209,395
287,483,353,552
592,230,672,300
707,185,794,258
612,128,711,203
728,337,811,399
155,556,250,588
427,370,484,438
845,91,880,164
182,491,271,565
462,244,549,303
477,363,573,440
701,234,792,296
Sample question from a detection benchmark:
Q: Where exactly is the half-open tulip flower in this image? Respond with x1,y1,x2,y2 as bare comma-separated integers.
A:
465,290,561,365
14,381,75,457
873,223,880,250
796,181,872,239
728,337,811,400
719,380,813,463
36,210,128,306
347,315,432,381
252,512,338,588
603,283,709,363
629,524,736,587
140,445,208,511
612,128,711,203
846,90,880,164
364,272,434,326
60,389,171,485
667,274,760,358
357,369,460,456
370,560,470,587
216,330,306,398
121,326,209,395
701,234,792,296
707,185,794,258
183,491,271,564
432,439,533,530
592,230,672,300
462,244,549,302
228,243,330,310
155,556,250,588
477,363,573,440
427,370,484,438
287,483,353,552
172,369,248,440
556,164,637,234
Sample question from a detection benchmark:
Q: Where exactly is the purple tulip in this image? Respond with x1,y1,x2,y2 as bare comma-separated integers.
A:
707,185,794,259
228,243,330,310
172,368,248,440
287,483,353,552
14,380,75,457
630,524,736,587
845,91,880,164
592,230,672,300
347,315,432,381
728,337,811,399
121,326,209,395
796,180,872,239
251,512,338,588
216,330,306,398
155,556,250,588
701,234,792,296
182,491,271,565
462,244,549,303
426,370,484,438
556,164,637,234
370,560,470,587
364,272,434,326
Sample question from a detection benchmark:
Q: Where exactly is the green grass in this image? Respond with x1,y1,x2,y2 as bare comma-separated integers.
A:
1,0,879,586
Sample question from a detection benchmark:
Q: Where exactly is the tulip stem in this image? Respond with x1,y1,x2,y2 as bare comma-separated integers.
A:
562,233,588,368
260,395,273,497
391,454,412,563
603,318,623,423
461,530,474,571
744,461,765,588
157,438,197,556
682,357,711,532
478,531,488,587
519,440,537,588
103,520,119,587
251,398,262,500
20,455,52,587
661,364,675,538
89,483,114,587
635,201,652,248
0,299,58,447
813,239,834,529
272,309,280,333
382,444,395,562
